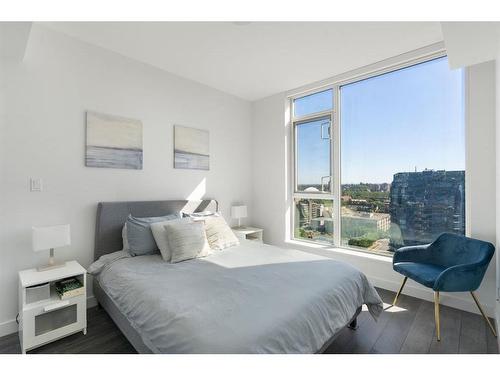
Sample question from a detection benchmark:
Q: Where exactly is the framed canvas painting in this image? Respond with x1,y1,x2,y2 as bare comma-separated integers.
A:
86,111,143,169
174,125,209,170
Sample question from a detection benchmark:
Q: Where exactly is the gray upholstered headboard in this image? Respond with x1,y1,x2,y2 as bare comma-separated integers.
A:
94,199,218,260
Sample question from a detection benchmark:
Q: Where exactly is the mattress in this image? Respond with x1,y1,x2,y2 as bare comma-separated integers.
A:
91,240,383,353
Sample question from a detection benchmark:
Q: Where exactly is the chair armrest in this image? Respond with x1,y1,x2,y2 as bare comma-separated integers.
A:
433,262,488,292
393,244,431,264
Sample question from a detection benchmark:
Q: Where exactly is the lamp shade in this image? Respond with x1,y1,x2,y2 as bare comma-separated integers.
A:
32,224,71,252
231,205,247,219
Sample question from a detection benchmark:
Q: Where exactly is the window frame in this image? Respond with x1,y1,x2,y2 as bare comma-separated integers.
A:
293,112,334,195
289,49,468,253
291,88,337,245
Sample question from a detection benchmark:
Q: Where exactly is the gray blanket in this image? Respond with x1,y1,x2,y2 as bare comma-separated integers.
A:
91,241,383,353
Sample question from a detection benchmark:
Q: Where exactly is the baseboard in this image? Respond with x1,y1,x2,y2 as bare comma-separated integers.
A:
370,276,493,317
87,294,97,308
0,318,17,338
0,294,98,338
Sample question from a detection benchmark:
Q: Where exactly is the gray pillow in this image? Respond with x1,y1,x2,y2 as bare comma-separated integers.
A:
126,213,179,256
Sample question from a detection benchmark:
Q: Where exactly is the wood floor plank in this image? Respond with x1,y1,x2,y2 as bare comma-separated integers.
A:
459,310,487,354
0,333,21,354
428,303,461,354
342,310,391,353
324,311,370,353
400,300,435,353
323,327,359,354
376,287,397,303
370,293,421,354
342,288,397,353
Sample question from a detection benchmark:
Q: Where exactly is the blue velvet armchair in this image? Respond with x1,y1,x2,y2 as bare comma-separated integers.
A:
392,233,496,341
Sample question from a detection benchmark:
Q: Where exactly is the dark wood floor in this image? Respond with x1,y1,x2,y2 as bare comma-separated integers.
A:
0,288,497,354
326,288,498,354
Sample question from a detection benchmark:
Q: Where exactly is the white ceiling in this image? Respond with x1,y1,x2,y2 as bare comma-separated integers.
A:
0,22,32,60
442,22,500,69
42,22,444,101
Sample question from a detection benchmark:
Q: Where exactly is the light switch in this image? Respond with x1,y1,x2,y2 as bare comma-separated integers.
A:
30,178,42,192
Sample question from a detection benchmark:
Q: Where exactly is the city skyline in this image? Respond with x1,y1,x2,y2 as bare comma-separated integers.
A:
297,56,465,186
298,167,466,188
296,169,466,254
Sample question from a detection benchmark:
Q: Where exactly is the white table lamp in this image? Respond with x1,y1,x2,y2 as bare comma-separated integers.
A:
32,224,71,271
231,205,247,228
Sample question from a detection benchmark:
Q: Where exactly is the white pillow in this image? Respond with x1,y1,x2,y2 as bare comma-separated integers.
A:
203,216,240,250
164,221,212,263
151,217,192,262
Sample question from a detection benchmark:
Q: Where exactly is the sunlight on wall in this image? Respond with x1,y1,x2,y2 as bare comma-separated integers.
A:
181,178,207,213
186,177,206,201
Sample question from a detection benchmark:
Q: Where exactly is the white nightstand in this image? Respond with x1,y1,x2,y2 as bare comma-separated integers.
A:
18,260,87,354
232,226,264,243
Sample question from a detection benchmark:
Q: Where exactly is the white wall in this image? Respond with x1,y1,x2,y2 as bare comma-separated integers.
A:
0,25,253,335
496,56,500,345
251,60,497,317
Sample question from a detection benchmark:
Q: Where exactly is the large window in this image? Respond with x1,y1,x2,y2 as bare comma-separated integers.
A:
291,56,465,256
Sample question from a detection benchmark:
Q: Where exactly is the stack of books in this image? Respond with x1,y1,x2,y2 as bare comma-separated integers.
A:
55,277,84,300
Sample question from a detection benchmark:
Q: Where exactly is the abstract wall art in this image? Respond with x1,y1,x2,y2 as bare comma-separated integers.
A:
86,111,143,169
174,125,209,170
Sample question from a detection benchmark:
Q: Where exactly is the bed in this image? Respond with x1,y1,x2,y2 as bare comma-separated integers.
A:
91,199,383,353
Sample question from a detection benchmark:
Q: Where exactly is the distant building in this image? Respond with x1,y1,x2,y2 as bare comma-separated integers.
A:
297,200,326,224
342,210,391,232
342,182,391,193
311,217,334,234
379,183,391,192
390,170,465,247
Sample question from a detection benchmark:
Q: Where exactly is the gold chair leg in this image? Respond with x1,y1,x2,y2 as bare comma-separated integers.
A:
392,276,408,306
434,291,441,341
470,292,498,337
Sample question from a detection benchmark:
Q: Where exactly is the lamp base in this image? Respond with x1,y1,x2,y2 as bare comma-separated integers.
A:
36,248,65,272
37,262,66,272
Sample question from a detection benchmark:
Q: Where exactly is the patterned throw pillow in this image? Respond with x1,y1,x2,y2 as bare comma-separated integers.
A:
151,217,193,262
203,216,240,250
164,221,212,263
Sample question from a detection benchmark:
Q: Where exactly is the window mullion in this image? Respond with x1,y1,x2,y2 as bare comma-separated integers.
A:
333,86,341,247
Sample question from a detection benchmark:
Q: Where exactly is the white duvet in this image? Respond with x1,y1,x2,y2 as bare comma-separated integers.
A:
90,240,383,353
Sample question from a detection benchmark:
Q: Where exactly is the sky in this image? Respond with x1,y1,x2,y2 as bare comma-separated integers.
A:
296,57,465,186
